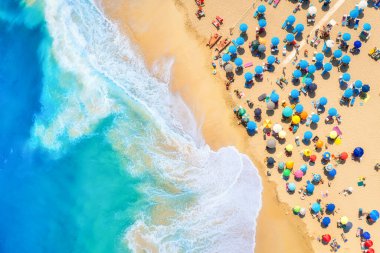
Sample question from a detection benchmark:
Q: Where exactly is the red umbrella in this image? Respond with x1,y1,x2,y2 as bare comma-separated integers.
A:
322,234,331,243
367,248,375,253
364,240,373,248
310,155,317,162
340,152,348,160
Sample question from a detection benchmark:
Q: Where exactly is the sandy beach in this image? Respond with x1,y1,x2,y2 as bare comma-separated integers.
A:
101,0,380,252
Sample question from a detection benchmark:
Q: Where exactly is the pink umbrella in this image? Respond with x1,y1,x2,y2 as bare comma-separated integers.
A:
294,170,304,179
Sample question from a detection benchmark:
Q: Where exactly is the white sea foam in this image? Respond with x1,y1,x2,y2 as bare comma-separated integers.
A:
28,0,263,252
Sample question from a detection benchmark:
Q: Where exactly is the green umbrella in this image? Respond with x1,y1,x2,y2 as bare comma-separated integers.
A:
283,169,291,177
293,205,301,213
238,108,247,116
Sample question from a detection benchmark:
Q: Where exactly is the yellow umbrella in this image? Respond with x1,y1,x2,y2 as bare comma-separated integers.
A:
286,160,294,169
279,130,287,139
329,131,338,139
285,144,294,152
292,115,301,124
259,38,266,44
263,119,273,128
341,216,349,225
303,149,312,156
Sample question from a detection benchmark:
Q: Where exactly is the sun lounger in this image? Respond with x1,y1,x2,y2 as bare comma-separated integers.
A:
273,0,281,7
215,38,231,52
281,20,287,29
368,47,377,56
341,15,348,26
195,9,205,19
244,62,253,68
276,79,284,88
282,46,286,56
268,0,274,4
292,124,299,133
207,33,221,49
354,18,360,30
350,97,356,106
300,86,307,95
253,11,258,18
216,16,223,24
212,20,220,29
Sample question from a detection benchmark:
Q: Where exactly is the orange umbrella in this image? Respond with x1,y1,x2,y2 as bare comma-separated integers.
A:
286,160,294,169
300,111,308,120
316,140,324,149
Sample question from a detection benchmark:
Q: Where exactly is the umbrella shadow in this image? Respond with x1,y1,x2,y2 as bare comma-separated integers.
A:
295,34,304,42
266,147,277,154
266,109,275,116
237,47,245,55
321,4,330,12
235,67,244,76
324,50,332,57
286,44,294,51
339,82,348,90
278,138,286,145
241,33,248,41
307,91,316,99
327,138,335,145
310,123,318,130
302,139,311,146
292,79,300,86
339,64,349,73
259,31,267,37
301,1,310,9
322,72,331,80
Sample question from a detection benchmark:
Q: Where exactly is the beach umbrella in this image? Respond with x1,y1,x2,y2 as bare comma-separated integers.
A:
238,107,246,116
234,57,243,67
259,37,266,44
263,119,273,128
326,40,335,48
303,149,312,157
290,89,299,99
286,33,295,43
300,164,308,173
342,33,351,41
326,203,335,212
272,123,282,133
236,37,245,46
354,40,362,48
341,55,351,64
266,138,277,149
224,63,234,73
328,107,337,116
308,6,317,15
267,157,275,165
343,88,353,98
257,4,266,13
282,107,293,117
333,49,343,58
255,65,264,74
362,84,370,92
316,140,323,149
323,152,331,160
312,202,321,213
286,161,294,169
295,104,304,113
294,170,304,179
313,174,321,183
287,15,296,24
300,111,308,120
328,169,337,177
267,55,276,65
363,23,372,31
315,53,324,62
279,130,287,139
258,44,266,53
283,169,291,177
339,152,348,160
355,80,363,89
285,144,293,152
278,162,285,170
323,62,333,72
292,115,300,124
369,210,379,222
364,240,373,248
306,183,314,194
229,45,237,54
247,121,257,132
319,97,328,106
299,60,309,69
304,131,313,140
366,248,375,253
311,114,320,123
254,108,262,117
350,9,359,19
308,65,316,74
341,216,349,225
310,154,317,163
222,54,231,62
267,101,275,110
353,147,364,158
322,217,331,227
288,182,296,192
305,77,313,86
293,69,302,79
244,72,253,81
299,208,306,216
322,234,331,244
362,232,371,240
342,73,351,82
329,131,338,139
358,0,368,9
271,36,280,46
270,93,279,103
293,205,301,213
240,23,248,32
258,19,267,28
295,23,304,33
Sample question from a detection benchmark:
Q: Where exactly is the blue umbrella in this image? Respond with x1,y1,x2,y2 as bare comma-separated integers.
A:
308,65,316,74
328,169,337,177
286,33,295,43
287,15,296,24
323,62,333,72
319,97,328,106
342,33,351,41
342,73,351,82
315,53,324,62
341,55,351,64
350,9,359,19
334,49,343,58
369,210,379,221
291,89,299,99
323,152,331,160
258,19,267,28
312,202,321,213
344,88,353,98
222,54,231,62
322,217,331,227
236,37,245,46
299,60,309,69
355,80,363,89
354,40,362,48
304,131,313,140
240,23,248,32
288,182,296,192
362,84,370,92
328,107,337,116
293,69,302,78
362,232,371,240
300,164,308,174
295,104,304,113
295,23,304,33
247,121,257,132
267,55,276,65
244,72,253,81
353,147,364,158
270,93,279,102
311,114,320,123
326,203,335,212
313,174,321,182
234,57,243,67
305,77,313,86
229,45,237,54
306,183,315,193
282,107,293,117
255,65,264,74
257,4,266,13
271,37,280,46
363,23,371,31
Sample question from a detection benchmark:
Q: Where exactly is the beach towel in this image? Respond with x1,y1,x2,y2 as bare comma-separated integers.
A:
244,62,253,68
273,0,281,7
333,126,342,136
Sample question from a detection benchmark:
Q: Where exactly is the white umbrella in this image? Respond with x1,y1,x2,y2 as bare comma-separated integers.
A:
279,130,287,139
308,6,317,15
272,124,282,133
224,63,234,73
326,40,335,48
299,208,306,216
358,0,368,9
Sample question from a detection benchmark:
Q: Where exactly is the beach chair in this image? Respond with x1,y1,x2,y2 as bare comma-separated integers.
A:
300,86,307,95
276,79,284,89
281,20,287,29
354,19,360,30
292,124,299,133
314,38,321,47
212,20,220,29
216,16,223,24
195,9,205,19
268,0,274,5
273,0,281,7
368,47,377,56
350,97,356,106
253,11,258,18
282,46,287,56
341,15,348,26
207,33,221,48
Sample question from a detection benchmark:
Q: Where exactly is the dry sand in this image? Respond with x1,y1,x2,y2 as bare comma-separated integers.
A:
101,0,380,252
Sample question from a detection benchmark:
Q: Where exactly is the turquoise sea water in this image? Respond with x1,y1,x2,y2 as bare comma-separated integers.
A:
0,1,262,252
